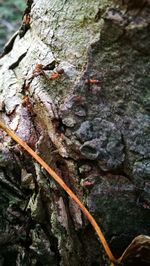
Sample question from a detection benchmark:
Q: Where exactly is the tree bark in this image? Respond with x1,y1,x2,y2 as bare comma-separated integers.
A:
0,0,150,265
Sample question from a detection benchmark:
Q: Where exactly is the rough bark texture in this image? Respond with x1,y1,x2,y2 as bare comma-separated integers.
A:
0,0,150,265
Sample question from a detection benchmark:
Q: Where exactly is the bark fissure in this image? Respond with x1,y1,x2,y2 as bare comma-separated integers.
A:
0,0,150,265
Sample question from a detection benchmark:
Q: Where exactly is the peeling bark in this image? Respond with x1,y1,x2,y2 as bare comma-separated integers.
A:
0,0,150,265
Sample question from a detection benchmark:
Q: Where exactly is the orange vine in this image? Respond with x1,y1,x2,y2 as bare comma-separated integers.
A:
0,120,117,265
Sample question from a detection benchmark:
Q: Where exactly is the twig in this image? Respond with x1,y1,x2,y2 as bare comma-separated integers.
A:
0,120,117,265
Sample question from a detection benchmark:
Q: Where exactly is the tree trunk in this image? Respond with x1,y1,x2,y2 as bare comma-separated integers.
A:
0,0,150,265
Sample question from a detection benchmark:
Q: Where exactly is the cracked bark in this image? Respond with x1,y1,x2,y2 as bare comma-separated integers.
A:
0,0,150,265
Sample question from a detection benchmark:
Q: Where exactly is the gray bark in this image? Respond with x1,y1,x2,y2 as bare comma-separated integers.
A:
0,0,150,265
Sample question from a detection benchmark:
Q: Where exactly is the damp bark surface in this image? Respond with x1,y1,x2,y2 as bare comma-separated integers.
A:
0,0,150,265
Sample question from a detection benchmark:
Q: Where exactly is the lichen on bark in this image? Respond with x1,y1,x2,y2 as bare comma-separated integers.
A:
0,0,150,265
